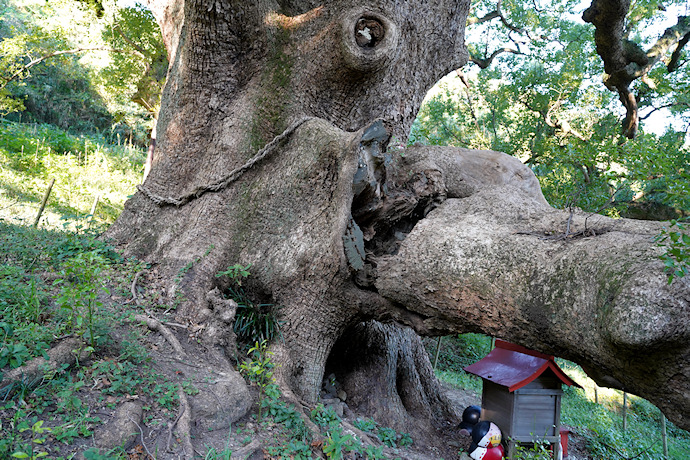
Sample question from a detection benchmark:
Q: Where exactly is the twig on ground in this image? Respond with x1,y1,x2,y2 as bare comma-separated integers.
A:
129,416,154,459
125,270,145,304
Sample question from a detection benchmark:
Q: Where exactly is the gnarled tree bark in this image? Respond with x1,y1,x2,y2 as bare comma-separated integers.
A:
106,0,690,436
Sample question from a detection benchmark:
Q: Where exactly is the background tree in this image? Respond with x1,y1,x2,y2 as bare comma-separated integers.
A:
99,4,167,132
412,0,690,219
0,0,165,143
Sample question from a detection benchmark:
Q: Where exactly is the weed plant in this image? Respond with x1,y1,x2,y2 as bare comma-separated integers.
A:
216,264,282,346
0,222,181,458
0,223,119,371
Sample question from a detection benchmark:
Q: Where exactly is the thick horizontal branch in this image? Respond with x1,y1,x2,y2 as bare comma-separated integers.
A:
374,144,690,432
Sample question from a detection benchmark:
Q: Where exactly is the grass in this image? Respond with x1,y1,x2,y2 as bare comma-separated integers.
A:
0,119,145,230
432,334,690,460
0,220,183,458
0,122,169,458
558,360,690,460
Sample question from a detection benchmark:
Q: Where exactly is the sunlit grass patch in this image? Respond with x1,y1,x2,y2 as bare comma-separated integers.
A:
0,120,144,229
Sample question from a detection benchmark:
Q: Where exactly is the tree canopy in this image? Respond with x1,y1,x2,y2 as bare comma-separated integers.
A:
411,0,690,218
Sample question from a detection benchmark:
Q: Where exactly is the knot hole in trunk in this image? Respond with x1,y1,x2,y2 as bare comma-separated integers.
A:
340,9,399,71
355,17,385,48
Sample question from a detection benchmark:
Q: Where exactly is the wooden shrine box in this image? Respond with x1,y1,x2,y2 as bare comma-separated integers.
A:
464,340,580,457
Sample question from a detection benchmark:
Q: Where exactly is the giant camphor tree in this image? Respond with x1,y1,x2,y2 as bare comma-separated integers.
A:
104,0,690,439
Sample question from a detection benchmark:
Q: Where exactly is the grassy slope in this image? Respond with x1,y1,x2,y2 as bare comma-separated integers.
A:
0,120,144,230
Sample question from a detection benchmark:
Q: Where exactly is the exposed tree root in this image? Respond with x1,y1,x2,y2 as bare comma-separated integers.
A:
231,438,262,459
133,313,195,457
124,270,145,304
91,401,144,452
273,371,325,443
133,314,186,357
0,337,90,395
175,385,194,459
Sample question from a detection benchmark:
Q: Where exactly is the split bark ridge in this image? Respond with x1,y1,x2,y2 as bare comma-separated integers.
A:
104,0,690,434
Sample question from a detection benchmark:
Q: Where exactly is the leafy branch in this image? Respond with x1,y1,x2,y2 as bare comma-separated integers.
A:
655,220,690,284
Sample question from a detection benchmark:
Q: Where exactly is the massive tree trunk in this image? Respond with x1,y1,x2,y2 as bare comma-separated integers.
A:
107,0,690,434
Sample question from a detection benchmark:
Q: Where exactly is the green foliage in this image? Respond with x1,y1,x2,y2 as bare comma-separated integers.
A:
100,5,166,119
217,264,282,345
203,446,232,460
82,447,121,460
0,0,167,141
558,361,690,459
55,250,109,348
655,220,690,283
353,417,377,432
510,440,552,460
311,404,341,431
265,439,312,460
0,223,123,376
0,0,112,131
239,340,277,423
11,420,50,459
216,263,252,285
412,0,690,217
0,120,145,228
352,417,413,449
322,428,357,460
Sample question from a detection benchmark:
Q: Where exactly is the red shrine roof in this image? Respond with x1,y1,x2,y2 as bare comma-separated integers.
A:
463,340,581,392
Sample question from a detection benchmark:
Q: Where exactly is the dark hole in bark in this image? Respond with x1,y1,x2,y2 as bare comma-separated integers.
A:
355,17,385,48
323,321,405,417
323,321,451,434
348,121,446,288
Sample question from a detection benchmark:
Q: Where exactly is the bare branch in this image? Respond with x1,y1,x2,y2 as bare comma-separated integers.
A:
113,24,151,59
470,47,522,68
496,0,528,37
467,10,500,26
668,30,690,72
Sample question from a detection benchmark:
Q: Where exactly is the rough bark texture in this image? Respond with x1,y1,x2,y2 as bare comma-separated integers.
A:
106,0,690,434
375,146,690,430
106,0,470,421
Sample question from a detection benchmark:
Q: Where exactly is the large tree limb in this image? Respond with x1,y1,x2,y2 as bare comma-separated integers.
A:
373,145,690,430
668,29,690,72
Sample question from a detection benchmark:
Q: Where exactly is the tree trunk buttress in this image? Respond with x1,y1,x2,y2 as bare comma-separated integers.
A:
106,0,470,412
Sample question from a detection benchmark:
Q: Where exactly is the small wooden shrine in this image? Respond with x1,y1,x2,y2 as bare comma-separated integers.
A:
464,340,581,457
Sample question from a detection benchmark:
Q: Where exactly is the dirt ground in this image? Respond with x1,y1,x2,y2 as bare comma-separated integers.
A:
1,266,594,460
